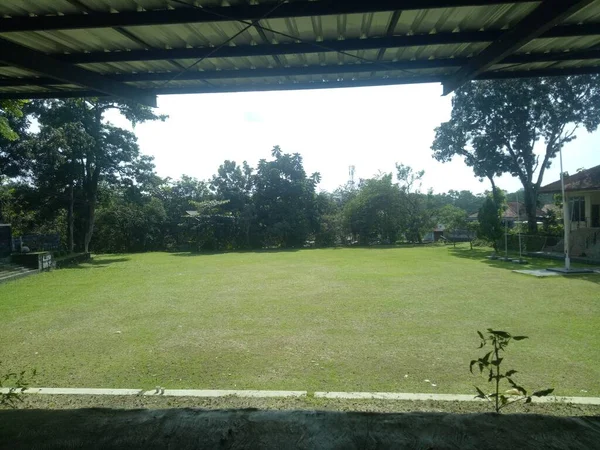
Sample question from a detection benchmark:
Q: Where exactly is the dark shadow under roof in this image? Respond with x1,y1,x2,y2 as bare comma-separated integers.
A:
1,0,600,106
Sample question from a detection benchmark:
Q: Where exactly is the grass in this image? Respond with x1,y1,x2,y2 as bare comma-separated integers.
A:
0,245,598,397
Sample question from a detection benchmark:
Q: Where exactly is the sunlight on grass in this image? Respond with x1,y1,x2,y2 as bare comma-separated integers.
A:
0,245,598,396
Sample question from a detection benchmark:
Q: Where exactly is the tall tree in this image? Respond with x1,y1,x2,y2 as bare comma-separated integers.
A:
253,146,319,248
396,164,436,243
432,76,600,232
343,173,402,245
32,99,166,252
438,204,469,247
210,160,254,248
477,191,505,253
158,175,209,249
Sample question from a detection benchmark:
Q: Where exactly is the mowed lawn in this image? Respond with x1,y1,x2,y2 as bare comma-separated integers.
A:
0,246,598,396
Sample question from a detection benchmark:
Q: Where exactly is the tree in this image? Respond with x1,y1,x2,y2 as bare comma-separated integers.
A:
32,99,166,252
438,204,469,247
396,164,436,243
0,102,31,180
25,123,93,253
186,199,233,251
0,100,26,142
210,160,254,248
343,174,402,245
432,76,600,233
252,146,318,248
477,192,505,252
92,191,167,253
157,176,209,249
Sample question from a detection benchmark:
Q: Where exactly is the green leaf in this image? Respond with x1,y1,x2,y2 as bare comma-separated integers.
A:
505,370,518,377
469,360,478,374
512,336,528,341
474,386,487,399
532,388,554,397
491,358,503,366
490,330,511,338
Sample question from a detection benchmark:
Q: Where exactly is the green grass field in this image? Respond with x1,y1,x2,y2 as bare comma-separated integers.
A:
0,246,598,396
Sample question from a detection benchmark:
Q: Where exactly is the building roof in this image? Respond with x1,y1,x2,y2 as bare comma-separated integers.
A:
468,201,545,219
539,164,600,194
1,1,600,106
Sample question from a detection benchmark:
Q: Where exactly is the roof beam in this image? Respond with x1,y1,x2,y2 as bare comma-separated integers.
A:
0,59,458,87
2,65,599,101
61,31,501,64
442,0,596,95
5,49,600,88
0,0,536,32
26,23,598,66
0,37,157,107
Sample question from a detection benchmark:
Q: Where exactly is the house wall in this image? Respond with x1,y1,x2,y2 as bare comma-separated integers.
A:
566,190,600,228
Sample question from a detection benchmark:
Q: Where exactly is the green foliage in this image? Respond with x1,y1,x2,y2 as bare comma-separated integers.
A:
343,173,403,245
92,195,167,253
471,329,553,413
0,363,36,408
0,100,26,142
477,193,504,252
186,199,235,251
396,164,436,243
433,190,485,215
27,99,166,252
252,147,319,248
438,204,469,247
432,76,600,232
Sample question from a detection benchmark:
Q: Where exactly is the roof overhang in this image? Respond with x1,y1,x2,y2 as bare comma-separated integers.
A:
1,0,600,106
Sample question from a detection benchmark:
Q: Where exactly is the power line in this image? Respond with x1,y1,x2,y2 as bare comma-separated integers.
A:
168,0,416,77
158,0,289,88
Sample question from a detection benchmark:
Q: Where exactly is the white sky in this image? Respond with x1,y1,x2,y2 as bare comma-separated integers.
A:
107,83,600,195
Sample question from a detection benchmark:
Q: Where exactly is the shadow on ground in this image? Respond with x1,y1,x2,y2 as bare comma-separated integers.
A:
64,257,130,269
1,408,599,450
449,247,600,285
169,244,441,257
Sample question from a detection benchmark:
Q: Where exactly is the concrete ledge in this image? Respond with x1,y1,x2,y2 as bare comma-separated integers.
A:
0,387,306,398
315,392,481,401
2,388,598,405
315,391,600,405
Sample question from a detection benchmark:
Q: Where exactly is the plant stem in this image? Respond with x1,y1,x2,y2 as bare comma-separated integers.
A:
494,340,500,413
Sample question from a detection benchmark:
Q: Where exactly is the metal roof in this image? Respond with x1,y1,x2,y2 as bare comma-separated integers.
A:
539,164,600,193
0,0,599,106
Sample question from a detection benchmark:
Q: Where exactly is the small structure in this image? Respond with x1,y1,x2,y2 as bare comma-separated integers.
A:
539,165,600,260
468,202,545,228
423,224,475,244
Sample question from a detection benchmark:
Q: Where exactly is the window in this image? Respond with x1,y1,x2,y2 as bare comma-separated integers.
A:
570,197,586,222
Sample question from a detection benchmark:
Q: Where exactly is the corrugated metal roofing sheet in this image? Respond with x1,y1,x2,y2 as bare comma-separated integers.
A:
0,0,599,100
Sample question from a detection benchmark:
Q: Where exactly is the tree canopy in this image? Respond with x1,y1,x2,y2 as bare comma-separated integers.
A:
432,75,600,232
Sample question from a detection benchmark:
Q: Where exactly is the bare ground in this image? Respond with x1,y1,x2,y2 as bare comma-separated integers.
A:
6,393,600,416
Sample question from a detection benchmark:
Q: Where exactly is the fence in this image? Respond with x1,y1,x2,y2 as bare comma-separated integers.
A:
12,233,61,252
496,234,561,254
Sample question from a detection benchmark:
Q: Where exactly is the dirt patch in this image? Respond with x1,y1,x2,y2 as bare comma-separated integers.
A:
1,406,599,450
6,394,600,416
